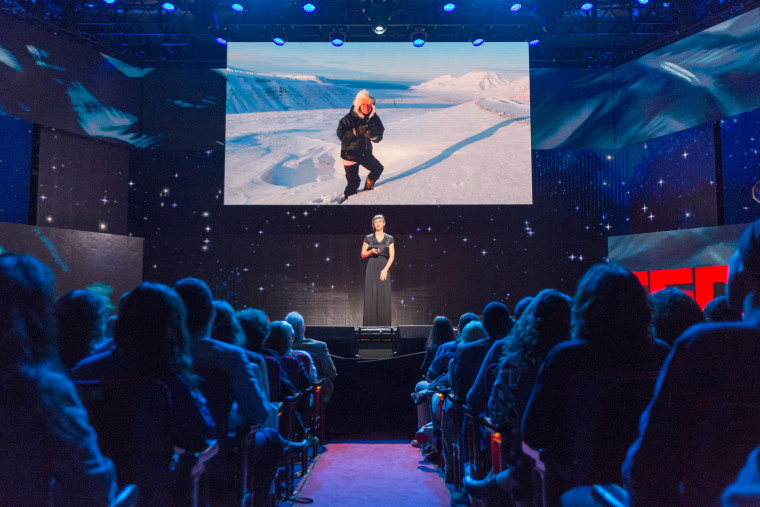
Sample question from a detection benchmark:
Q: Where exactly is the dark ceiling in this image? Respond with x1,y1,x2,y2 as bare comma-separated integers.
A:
1,0,758,67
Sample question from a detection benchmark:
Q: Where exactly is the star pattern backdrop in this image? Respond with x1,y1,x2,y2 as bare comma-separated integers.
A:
4,56,760,325
126,75,760,325
721,108,760,225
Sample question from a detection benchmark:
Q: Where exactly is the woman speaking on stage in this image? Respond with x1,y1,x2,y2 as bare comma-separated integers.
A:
361,214,395,326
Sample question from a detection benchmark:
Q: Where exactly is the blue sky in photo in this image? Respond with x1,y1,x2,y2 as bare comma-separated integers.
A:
227,42,529,84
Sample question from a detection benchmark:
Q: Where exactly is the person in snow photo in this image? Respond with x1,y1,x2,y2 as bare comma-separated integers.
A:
336,89,385,203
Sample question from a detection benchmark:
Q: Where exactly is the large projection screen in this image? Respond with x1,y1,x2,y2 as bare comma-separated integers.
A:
224,42,532,205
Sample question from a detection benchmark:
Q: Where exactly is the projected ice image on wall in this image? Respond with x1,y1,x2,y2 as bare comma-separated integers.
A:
224,43,532,205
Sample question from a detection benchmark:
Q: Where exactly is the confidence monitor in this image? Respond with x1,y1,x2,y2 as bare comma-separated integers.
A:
224,42,532,206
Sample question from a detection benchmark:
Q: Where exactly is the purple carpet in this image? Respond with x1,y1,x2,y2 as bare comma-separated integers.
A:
291,440,451,506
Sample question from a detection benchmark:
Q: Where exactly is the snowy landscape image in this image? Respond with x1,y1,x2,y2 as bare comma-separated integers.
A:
224,43,532,205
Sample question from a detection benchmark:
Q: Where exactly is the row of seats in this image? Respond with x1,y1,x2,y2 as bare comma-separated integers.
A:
72,363,326,506
412,249,760,507
1,253,333,507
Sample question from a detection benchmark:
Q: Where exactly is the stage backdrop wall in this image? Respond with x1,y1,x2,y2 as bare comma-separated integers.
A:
0,222,143,309
3,18,760,326
0,114,33,224
0,15,142,148
531,7,760,150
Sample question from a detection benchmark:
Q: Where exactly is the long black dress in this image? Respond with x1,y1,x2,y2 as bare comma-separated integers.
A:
363,232,394,326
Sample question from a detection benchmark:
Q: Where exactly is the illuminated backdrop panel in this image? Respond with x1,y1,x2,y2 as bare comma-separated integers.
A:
224,42,532,205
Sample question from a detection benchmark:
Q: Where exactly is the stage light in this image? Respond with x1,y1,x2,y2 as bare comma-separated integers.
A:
472,37,484,46
273,37,285,46
443,2,455,12
580,2,593,11
330,28,346,46
510,3,522,12
528,38,540,46
231,3,244,12
161,2,175,12
366,0,391,35
411,28,426,47
103,0,116,4
636,0,649,4
216,37,228,46
303,2,316,13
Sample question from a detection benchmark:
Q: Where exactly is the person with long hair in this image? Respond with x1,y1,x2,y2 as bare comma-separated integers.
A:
464,289,572,502
521,264,670,500
73,282,216,452
420,315,458,376
0,254,118,505
55,289,109,370
361,214,395,326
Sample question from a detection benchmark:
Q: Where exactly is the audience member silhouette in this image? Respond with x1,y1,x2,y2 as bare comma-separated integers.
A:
458,312,481,334
436,303,512,482
521,264,670,498
173,278,307,507
465,303,516,415
103,290,130,341
648,287,705,347
264,320,312,390
237,308,299,401
0,254,118,506
55,289,109,370
420,316,458,378
722,446,760,506
703,294,743,322
285,311,338,402
464,289,572,503
451,302,513,400
73,282,216,452
420,313,478,388
513,296,535,321
211,299,271,398
212,299,247,348
617,219,760,505
174,279,273,427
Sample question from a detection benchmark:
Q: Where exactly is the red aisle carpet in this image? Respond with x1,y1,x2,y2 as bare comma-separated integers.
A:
291,441,451,506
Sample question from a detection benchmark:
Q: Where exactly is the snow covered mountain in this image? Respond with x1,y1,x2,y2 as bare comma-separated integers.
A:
413,72,530,102
226,69,357,114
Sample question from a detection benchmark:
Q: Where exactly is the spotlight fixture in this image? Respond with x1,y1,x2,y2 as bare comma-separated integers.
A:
161,2,175,12
510,3,522,12
365,0,391,35
330,28,346,46
411,29,426,47
272,32,287,46
580,2,593,11
636,0,649,4
231,3,244,12
470,30,485,46
443,2,455,12
302,2,316,13
103,0,115,4
211,25,228,45
528,38,541,46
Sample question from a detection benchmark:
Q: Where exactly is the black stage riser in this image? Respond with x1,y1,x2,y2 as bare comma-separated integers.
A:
307,325,432,358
